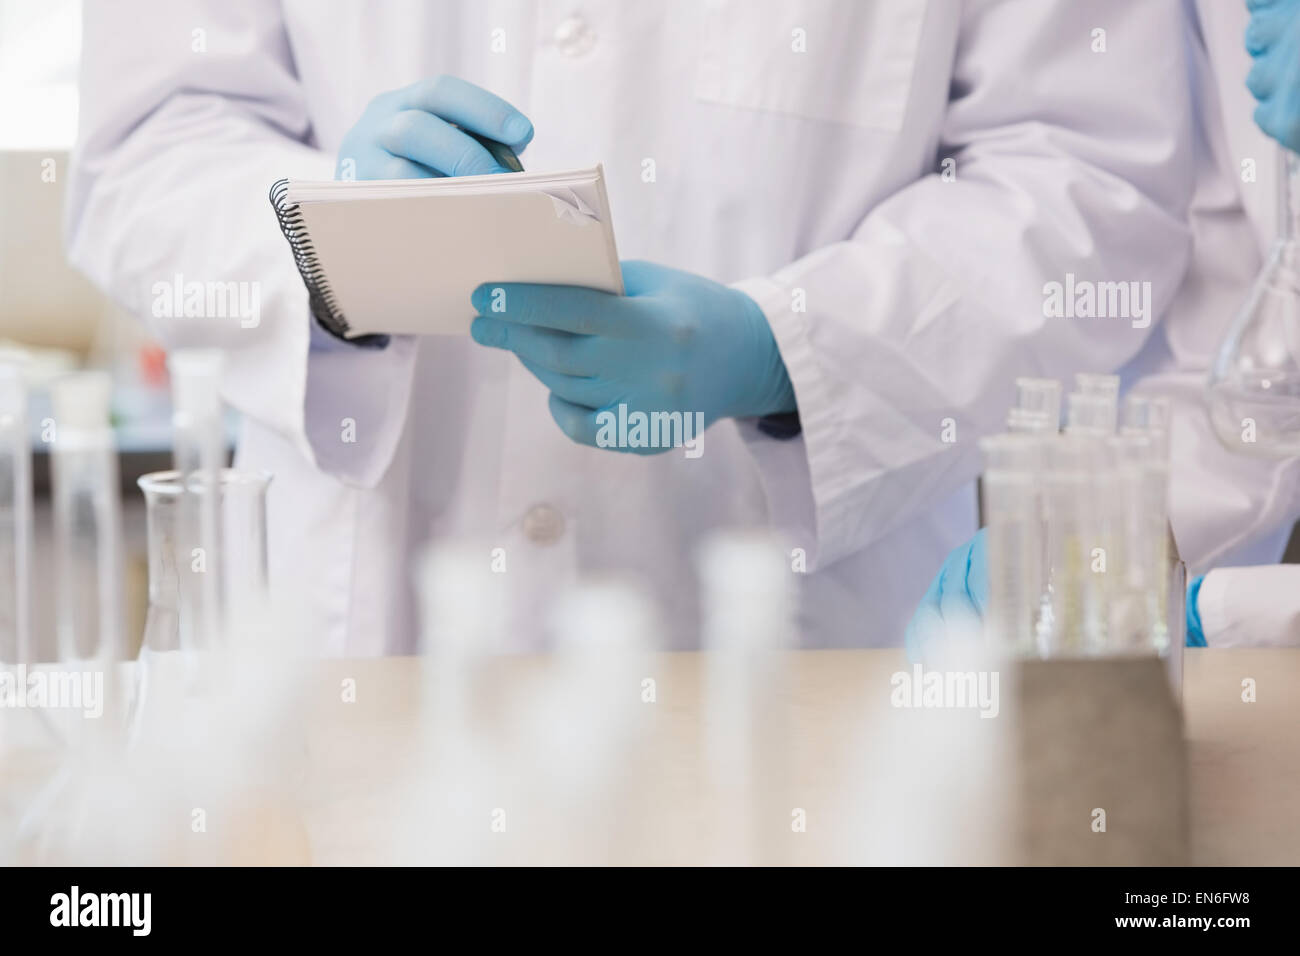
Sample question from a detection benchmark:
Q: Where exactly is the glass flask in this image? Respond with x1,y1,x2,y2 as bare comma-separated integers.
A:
136,469,271,655
18,465,311,866
1208,148,1300,457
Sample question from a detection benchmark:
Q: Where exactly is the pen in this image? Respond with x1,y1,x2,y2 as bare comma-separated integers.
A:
463,128,524,173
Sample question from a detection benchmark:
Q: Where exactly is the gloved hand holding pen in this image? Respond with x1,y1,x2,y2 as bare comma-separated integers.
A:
335,74,532,181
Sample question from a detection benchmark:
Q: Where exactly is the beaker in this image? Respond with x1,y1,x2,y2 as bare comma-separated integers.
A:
136,469,271,655
1208,148,1300,456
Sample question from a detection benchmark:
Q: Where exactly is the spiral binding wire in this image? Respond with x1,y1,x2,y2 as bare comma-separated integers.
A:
269,178,365,343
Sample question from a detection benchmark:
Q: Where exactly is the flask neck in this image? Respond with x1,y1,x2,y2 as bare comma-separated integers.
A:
1279,148,1300,243
1264,239,1300,297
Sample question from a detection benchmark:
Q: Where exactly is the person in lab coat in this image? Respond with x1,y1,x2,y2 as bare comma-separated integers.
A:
67,1,1198,655
1185,0,1300,646
907,0,1300,651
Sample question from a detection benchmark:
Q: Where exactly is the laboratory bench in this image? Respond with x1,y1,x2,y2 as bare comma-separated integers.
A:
290,648,1298,866
2,648,1295,865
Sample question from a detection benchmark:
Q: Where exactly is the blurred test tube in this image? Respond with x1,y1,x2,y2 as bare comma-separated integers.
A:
0,363,33,666
168,350,225,652
699,530,794,864
1072,373,1121,433
1008,377,1062,434
50,372,124,666
980,434,1045,657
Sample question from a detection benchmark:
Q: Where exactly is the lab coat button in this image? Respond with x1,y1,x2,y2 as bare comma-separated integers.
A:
523,503,566,545
554,16,596,57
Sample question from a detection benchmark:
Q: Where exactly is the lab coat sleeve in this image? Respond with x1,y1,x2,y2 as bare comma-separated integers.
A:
733,0,1195,570
1198,565,1300,647
65,0,414,488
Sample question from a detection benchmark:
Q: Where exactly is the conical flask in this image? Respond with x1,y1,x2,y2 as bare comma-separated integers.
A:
1208,148,1300,457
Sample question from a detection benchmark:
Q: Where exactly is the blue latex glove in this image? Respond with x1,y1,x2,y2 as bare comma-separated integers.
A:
470,261,796,452
903,528,989,661
335,75,533,181
1246,0,1300,151
1185,574,1208,647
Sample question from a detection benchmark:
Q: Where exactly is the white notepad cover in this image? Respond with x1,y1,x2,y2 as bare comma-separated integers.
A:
285,166,622,337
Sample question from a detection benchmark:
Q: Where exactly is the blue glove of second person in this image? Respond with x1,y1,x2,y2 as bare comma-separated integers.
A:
470,261,796,452
1246,0,1300,151
904,528,989,661
1186,574,1208,647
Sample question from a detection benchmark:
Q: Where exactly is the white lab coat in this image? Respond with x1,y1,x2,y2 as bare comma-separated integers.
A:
1197,565,1300,645
1120,0,1300,646
1124,0,1300,573
68,0,1197,655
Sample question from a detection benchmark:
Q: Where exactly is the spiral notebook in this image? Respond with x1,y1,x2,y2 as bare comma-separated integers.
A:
269,166,623,339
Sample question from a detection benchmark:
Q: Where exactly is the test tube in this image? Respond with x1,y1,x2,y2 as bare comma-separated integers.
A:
699,530,794,864
1009,377,1062,434
0,364,33,665
417,539,506,658
415,538,510,747
169,350,225,652
1065,391,1118,437
546,578,656,862
552,577,654,655
1122,394,1171,454
1120,396,1173,652
414,539,507,865
50,372,124,663
979,435,1044,657
1107,433,1158,651
1071,373,1120,433
1039,435,1111,656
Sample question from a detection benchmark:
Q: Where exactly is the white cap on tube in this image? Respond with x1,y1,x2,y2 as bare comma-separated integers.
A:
168,349,224,424
1014,377,1062,429
50,370,112,431
1074,373,1120,398
697,530,794,652
550,577,655,655
416,538,505,656
1065,391,1117,436
1122,394,1171,433
0,362,26,422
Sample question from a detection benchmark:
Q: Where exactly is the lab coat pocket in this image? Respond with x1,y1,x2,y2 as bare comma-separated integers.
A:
694,0,927,132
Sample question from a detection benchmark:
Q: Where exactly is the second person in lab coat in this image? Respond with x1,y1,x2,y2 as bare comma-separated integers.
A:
907,0,1300,652
68,1,1195,654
